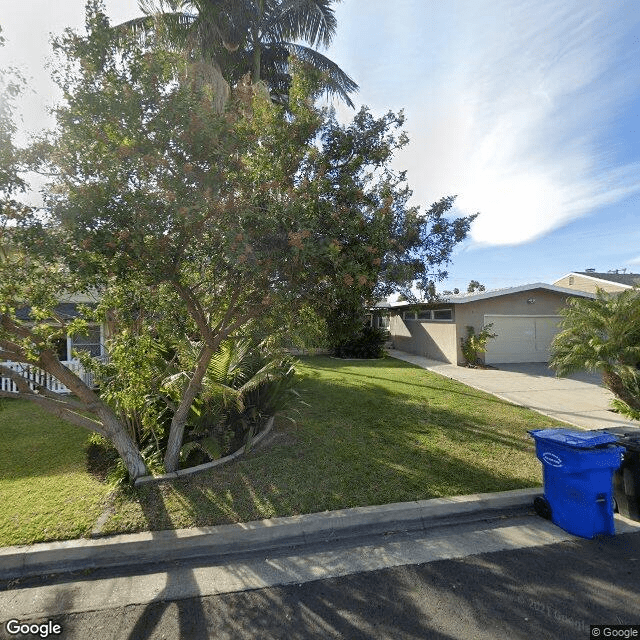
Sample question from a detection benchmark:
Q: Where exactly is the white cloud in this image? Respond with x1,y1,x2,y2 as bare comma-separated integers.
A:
393,0,640,246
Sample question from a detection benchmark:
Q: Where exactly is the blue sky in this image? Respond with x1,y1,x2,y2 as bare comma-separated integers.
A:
1,0,639,292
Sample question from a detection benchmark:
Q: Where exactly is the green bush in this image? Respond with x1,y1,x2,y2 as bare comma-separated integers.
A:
333,326,389,359
461,324,497,366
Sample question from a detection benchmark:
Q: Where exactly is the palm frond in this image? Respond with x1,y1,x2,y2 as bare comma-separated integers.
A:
280,42,358,106
179,435,222,464
114,10,198,51
264,0,337,48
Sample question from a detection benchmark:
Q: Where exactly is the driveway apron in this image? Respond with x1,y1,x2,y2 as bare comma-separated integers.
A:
388,350,639,430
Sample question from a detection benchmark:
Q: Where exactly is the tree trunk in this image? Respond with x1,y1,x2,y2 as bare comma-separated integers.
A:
37,351,148,480
602,368,640,412
164,344,216,472
252,2,262,83
252,37,261,83
98,407,148,480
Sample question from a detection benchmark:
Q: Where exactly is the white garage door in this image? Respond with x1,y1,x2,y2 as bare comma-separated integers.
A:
484,315,562,364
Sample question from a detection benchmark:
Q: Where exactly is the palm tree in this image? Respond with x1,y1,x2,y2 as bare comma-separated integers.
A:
116,0,358,106
550,288,640,417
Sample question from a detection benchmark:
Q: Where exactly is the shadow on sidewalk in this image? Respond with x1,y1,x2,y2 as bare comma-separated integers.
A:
123,493,208,640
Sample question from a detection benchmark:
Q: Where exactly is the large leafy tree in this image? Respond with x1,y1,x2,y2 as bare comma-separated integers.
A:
0,27,27,217
117,0,358,106
4,2,472,478
550,288,640,418
293,107,475,346
32,4,329,473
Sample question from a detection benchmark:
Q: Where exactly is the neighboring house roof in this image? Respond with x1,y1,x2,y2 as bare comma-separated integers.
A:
373,283,595,310
15,303,90,322
556,271,640,289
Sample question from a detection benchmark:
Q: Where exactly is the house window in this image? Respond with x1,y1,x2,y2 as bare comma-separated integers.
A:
417,310,432,320
378,315,390,330
433,309,453,320
53,337,68,361
70,325,102,359
569,276,574,285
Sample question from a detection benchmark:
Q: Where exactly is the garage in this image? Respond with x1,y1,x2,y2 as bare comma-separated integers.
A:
384,283,592,365
484,315,562,364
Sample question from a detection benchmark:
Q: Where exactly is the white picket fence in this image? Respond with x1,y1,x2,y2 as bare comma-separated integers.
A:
0,360,95,394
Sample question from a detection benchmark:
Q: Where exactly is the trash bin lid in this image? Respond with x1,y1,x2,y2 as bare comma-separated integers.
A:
618,436,640,452
528,428,619,448
594,426,640,450
598,426,640,438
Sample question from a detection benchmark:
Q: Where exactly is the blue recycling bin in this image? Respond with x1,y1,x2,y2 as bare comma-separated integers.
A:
529,429,624,539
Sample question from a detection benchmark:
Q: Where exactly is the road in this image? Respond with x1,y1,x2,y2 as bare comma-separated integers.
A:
2,515,639,640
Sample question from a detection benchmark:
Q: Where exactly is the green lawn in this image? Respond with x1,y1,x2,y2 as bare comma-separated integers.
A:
0,356,563,546
0,398,111,546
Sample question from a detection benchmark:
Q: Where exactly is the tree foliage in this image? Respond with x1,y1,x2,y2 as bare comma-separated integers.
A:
116,0,358,106
467,280,485,293
550,288,640,417
295,107,475,346
2,2,474,478
0,26,28,219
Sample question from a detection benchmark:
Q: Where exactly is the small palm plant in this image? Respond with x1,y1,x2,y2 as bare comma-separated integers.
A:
550,288,640,419
176,337,301,466
461,324,497,366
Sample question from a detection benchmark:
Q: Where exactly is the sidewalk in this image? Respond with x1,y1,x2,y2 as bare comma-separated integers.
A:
2,490,639,624
388,350,639,430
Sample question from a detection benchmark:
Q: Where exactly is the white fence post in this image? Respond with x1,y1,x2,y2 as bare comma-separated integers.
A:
0,360,95,394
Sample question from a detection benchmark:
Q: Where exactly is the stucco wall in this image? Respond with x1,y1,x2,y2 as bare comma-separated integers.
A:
553,274,627,294
453,289,572,364
390,314,457,363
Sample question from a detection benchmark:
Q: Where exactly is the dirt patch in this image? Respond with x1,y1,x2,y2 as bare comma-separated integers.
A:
250,428,298,453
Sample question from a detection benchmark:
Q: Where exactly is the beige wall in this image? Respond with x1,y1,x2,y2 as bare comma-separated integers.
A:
554,274,628,294
453,289,574,364
388,289,588,365
390,314,457,363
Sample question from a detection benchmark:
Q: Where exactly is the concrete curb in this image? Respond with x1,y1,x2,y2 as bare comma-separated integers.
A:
0,487,541,581
134,417,275,486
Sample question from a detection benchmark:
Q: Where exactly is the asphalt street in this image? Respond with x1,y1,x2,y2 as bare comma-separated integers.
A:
2,524,639,640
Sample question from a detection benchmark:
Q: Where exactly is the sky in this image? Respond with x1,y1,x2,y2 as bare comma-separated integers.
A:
1,0,639,292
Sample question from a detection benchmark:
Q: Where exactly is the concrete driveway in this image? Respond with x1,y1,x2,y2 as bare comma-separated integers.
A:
388,350,639,430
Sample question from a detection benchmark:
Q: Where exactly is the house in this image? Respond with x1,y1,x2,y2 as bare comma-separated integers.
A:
553,269,640,294
0,295,103,393
378,283,595,365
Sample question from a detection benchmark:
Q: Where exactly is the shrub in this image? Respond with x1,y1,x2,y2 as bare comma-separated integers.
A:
333,325,389,359
461,324,497,366
179,338,301,464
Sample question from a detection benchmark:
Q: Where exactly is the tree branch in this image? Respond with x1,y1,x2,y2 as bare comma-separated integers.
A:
211,284,244,337
0,388,105,433
0,363,37,395
172,279,217,344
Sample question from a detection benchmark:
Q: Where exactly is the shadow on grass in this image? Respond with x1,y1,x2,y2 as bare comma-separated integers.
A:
0,398,97,481
116,363,544,535
299,355,517,406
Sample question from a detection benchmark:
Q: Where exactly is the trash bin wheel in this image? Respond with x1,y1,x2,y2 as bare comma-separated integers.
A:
534,496,552,520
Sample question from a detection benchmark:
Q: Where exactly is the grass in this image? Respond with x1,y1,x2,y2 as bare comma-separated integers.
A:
0,356,565,546
0,398,111,546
